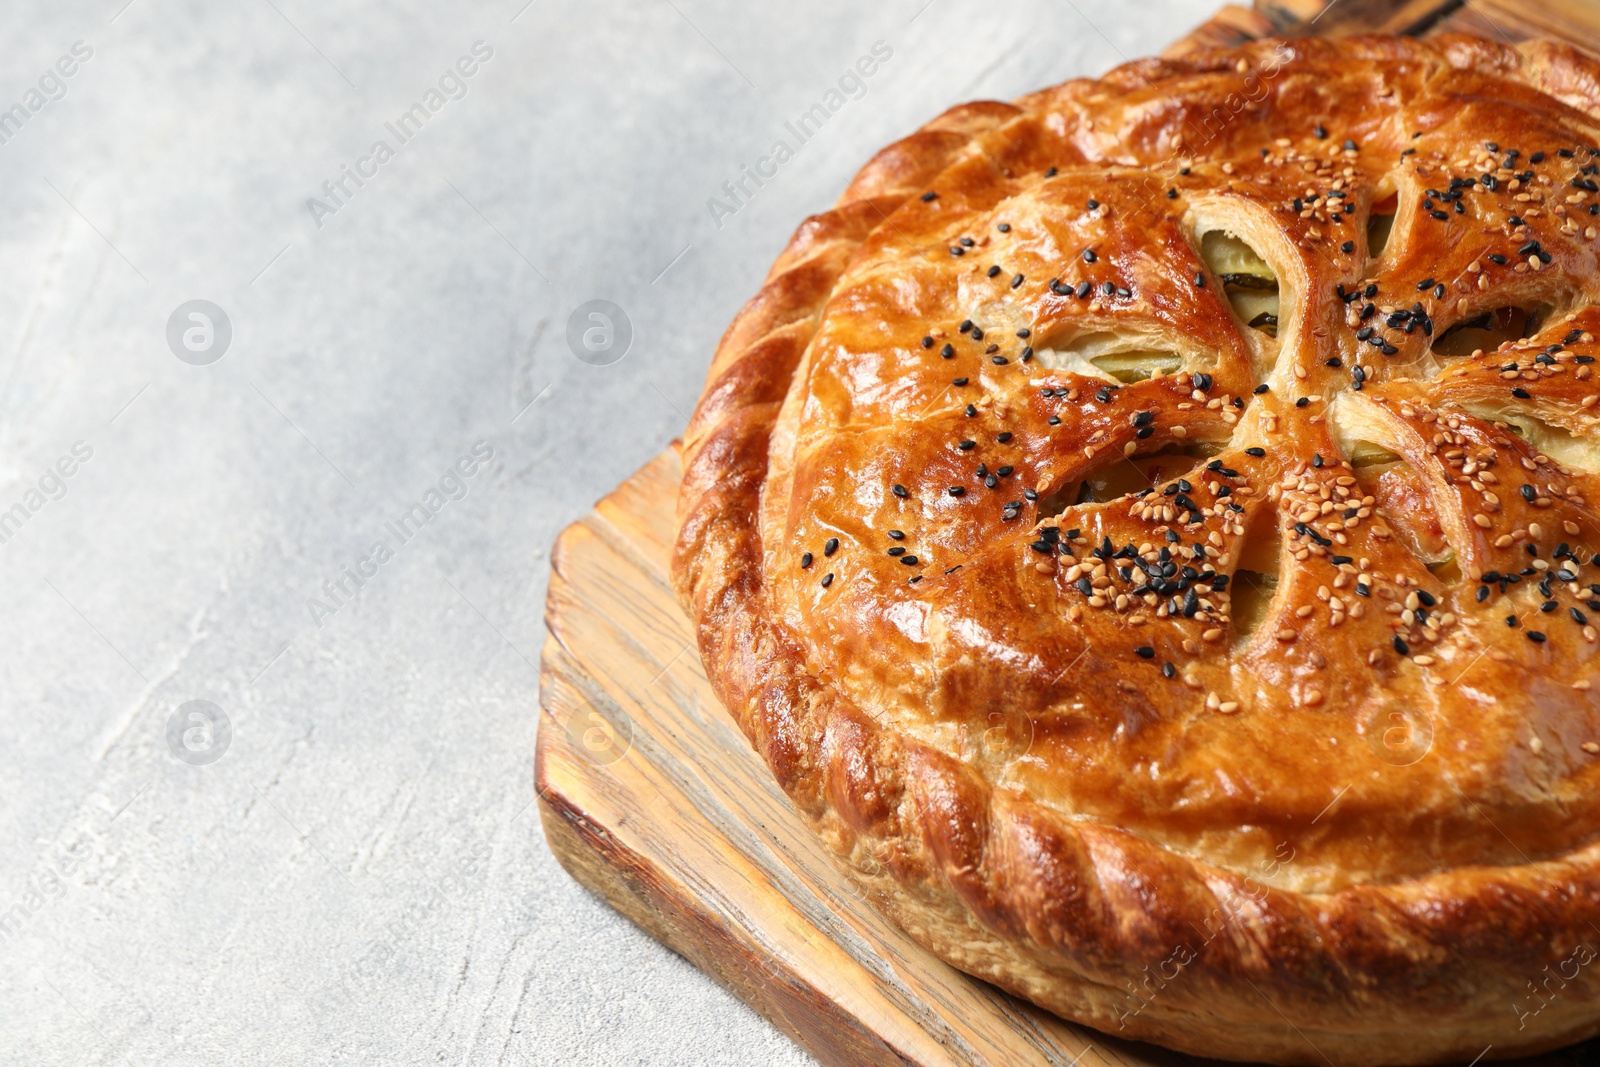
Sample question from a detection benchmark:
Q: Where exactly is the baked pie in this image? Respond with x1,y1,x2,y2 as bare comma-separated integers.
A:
672,33,1600,1065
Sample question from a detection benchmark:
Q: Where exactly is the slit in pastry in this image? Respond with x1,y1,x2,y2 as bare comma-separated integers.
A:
1431,305,1548,358
1366,193,1397,259
1201,231,1279,338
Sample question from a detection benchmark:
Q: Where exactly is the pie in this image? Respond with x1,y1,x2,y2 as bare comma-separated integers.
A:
671,32,1600,1065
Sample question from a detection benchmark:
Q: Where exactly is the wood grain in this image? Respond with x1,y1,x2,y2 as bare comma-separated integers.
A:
536,6,1600,1064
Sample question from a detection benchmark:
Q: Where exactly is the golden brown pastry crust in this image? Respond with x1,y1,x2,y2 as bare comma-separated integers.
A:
673,35,1600,1065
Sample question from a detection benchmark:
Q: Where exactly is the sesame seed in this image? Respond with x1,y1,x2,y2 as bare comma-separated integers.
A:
824,537,839,557
920,191,938,202
800,552,812,568
821,573,834,587
892,484,909,498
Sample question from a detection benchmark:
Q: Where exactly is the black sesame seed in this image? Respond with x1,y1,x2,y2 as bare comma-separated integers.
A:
958,439,976,451
1082,249,1097,263
800,552,812,568
941,343,955,358
892,484,909,498
1393,636,1410,655
1341,240,1354,253
997,222,1011,232
997,431,1013,442
901,555,919,565
953,377,969,386
988,265,1002,278
948,486,964,497
1135,646,1155,659
824,537,839,556
1528,631,1547,643
888,529,905,540
887,546,906,557
1253,383,1270,395
1011,274,1025,289
920,191,938,202
821,573,834,587
1194,272,1206,288
1245,447,1266,457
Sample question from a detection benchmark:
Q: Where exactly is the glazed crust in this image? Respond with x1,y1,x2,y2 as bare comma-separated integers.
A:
673,35,1600,1065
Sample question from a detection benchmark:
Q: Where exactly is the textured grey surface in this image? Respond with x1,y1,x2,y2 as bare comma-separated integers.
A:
0,1,1215,1064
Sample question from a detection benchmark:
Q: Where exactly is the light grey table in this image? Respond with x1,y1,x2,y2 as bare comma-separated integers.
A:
0,1,1214,1063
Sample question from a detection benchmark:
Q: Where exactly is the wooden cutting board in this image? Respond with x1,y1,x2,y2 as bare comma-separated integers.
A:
536,4,1600,1064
